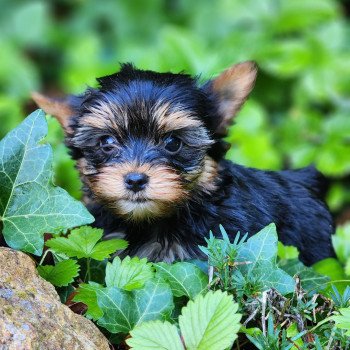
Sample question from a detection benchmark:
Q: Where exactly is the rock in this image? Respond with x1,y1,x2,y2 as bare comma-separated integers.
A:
0,248,110,350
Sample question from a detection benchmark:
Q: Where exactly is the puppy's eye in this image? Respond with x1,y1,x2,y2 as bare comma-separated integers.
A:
163,135,182,154
99,136,117,154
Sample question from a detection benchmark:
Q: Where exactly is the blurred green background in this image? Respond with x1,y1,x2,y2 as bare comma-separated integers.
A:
1,0,350,220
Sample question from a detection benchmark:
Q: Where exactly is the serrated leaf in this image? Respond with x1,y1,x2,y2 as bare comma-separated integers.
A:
97,279,174,333
73,282,104,320
37,259,80,287
127,320,184,350
236,223,295,294
90,239,128,260
179,290,241,350
331,307,350,336
106,256,154,291
279,258,329,292
0,110,94,255
47,226,102,257
46,225,127,260
155,261,208,299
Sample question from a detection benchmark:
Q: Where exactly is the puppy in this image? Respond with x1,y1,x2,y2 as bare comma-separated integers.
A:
32,62,335,265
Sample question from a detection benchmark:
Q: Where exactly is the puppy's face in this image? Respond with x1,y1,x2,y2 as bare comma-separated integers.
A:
33,62,257,221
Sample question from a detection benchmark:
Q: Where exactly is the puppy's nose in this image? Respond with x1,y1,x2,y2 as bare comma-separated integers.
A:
124,172,149,192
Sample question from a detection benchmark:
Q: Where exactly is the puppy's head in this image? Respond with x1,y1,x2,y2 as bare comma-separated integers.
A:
32,62,257,221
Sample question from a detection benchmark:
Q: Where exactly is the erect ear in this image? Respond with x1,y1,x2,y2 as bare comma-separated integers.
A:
31,92,76,133
206,61,257,136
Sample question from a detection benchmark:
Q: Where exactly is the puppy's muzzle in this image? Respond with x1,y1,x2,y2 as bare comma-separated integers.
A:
124,172,149,193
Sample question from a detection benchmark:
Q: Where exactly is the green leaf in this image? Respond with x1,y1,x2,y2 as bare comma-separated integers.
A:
37,259,80,287
132,279,174,326
236,224,295,294
73,282,104,320
279,259,329,292
179,290,241,350
332,224,350,265
96,286,134,334
90,239,128,260
155,261,208,299
46,226,127,260
331,307,350,336
127,320,184,350
0,110,94,255
105,256,154,291
97,279,174,333
277,242,299,260
313,258,348,293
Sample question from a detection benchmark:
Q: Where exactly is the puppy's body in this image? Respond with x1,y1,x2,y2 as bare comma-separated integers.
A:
33,62,335,266
90,161,334,265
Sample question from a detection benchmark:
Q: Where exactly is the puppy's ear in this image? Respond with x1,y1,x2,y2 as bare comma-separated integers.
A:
206,61,257,136
31,92,77,133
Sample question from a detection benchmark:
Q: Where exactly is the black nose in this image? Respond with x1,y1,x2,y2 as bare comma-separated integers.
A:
124,172,149,192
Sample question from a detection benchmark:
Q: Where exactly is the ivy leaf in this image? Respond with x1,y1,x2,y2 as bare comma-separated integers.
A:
37,259,80,287
73,282,104,320
127,320,184,350
96,286,134,334
46,226,128,260
179,290,241,350
331,307,350,336
105,256,154,291
133,279,174,325
279,259,329,292
236,223,295,294
97,279,174,333
155,261,208,299
0,110,94,255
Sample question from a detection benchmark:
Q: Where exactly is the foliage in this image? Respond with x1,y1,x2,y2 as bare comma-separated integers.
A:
105,256,154,290
246,314,305,350
46,226,127,261
331,307,350,336
0,110,93,255
33,219,349,349
200,224,295,296
37,259,80,287
127,291,241,350
333,223,350,276
155,262,208,298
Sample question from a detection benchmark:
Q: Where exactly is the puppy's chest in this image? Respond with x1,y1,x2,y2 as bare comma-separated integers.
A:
104,229,197,262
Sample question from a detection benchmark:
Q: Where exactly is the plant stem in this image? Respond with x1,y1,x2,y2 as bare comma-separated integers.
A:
85,258,91,282
38,249,52,265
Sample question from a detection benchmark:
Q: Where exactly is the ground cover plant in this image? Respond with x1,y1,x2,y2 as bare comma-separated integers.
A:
1,111,350,349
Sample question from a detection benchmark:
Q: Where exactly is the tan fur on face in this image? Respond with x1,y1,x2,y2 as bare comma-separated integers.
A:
80,100,202,137
88,162,187,220
197,156,219,193
152,102,202,133
81,101,128,133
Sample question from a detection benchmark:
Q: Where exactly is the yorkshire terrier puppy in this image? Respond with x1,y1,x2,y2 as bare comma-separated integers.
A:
32,61,335,266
